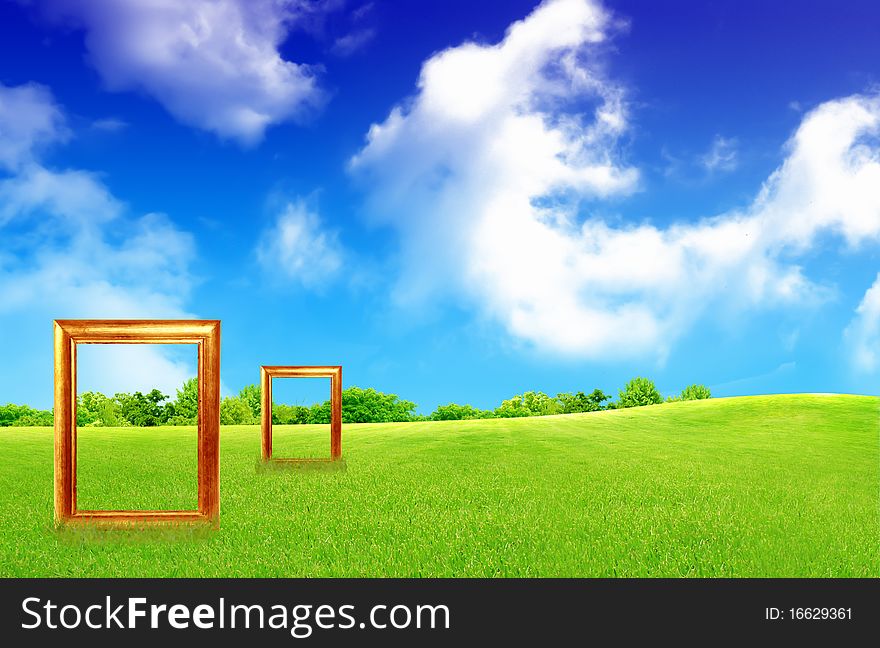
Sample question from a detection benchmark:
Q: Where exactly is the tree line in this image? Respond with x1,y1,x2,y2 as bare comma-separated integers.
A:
0,377,709,427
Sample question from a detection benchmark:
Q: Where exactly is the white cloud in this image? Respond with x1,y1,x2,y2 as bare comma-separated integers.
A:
330,0,375,56
350,0,637,302
38,0,328,144
257,200,343,289
0,82,69,171
0,164,122,227
331,27,375,56
0,81,198,404
700,135,738,173
351,0,880,360
845,273,880,373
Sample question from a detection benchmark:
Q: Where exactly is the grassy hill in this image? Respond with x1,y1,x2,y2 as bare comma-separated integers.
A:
0,394,876,577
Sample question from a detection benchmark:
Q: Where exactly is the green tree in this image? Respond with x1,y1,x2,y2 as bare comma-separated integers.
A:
172,378,199,424
77,391,122,427
495,395,531,418
271,387,418,424
220,396,255,425
239,384,261,419
0,404,30,426
496,391,559,418
617,377,662,409
338,387,417,423
680,384,711,401
272,403,310,425
116,389,169,426
556,389,609,413
308,400,331,424
523,391,560,416
148,389,172,424
0,403,53,426
587,389,610,410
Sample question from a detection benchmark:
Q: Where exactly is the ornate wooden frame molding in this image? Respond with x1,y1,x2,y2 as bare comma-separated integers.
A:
53,319,221,527
260,365,342,464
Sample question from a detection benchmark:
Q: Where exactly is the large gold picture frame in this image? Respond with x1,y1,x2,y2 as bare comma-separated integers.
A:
260,365,342,463
53,319,221,527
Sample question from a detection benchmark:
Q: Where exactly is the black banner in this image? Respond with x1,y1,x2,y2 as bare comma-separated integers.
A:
1,578,875,644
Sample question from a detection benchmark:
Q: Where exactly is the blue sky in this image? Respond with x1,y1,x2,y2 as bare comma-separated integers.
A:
1,0,879,411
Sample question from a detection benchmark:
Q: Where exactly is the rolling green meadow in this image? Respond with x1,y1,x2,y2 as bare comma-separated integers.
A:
0,394,877,577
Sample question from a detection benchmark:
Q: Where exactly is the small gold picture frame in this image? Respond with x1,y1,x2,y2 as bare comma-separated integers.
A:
260,365,342,463
53,319,221,527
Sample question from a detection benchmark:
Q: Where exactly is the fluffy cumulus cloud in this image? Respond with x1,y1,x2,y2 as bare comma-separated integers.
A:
0,81,198,402
351,0,880,361
845,274,880,373
38,0,328,144
0,82,68,171
257,200,343,289
351,0,636,299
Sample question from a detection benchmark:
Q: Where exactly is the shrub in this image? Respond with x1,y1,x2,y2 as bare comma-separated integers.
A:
556,389,609,413
14,410,54,426
272,404,310,425
617,377,662,409
430,403,494,421
680,384,711,401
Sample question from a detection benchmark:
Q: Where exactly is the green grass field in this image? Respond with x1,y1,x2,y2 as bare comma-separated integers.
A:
0,394,877,577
